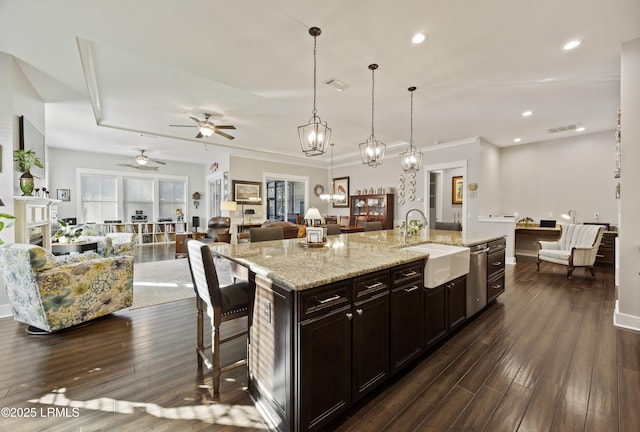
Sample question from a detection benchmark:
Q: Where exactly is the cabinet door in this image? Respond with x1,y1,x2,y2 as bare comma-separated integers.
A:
390,283,424,375
299,305,351,432
352,291,389,402
447,276,466,331
424,285,447,349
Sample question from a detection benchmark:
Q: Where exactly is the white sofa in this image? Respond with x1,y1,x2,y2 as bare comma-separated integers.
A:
537,223,605,278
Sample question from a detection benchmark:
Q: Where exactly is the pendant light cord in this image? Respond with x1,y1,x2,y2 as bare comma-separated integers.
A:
370,67,375,138
312,34,317,117
410,89,414,150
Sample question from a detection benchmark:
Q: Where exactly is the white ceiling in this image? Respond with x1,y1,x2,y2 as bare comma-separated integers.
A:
1,0,639,168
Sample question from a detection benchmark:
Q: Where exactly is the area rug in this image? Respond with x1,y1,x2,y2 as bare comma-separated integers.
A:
132,257,232,309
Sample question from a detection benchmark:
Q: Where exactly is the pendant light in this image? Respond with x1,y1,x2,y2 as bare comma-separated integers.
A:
359,64,386,167
400,86,423,172
320,143,346,203
298,27,331,157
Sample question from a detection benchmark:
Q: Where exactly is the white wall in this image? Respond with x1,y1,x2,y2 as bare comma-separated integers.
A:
0,54,45,315
229,154,329,221
616,37,640,331
498,130,617,225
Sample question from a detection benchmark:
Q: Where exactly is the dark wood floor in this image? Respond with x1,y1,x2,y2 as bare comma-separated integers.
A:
1,245,638,431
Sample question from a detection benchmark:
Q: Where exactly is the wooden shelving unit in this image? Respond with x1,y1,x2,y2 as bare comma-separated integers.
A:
99,221,187,244
350,194,394,229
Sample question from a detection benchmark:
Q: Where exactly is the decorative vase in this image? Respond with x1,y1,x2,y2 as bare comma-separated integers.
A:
58,236,70,244
19,172,35,196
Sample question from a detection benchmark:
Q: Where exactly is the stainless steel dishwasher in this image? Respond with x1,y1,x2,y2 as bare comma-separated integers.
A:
467,243,489,317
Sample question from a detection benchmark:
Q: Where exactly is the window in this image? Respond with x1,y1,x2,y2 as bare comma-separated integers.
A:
80,174,118,223
265,174,308,222
159,180,186,219
78,170,187,224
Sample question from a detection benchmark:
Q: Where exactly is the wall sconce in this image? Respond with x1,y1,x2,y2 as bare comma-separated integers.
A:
468,183,478,198
192,192,201,209
562,209,576,224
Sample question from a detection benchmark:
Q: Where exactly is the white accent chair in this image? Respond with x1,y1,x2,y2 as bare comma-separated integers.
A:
537,223,605,278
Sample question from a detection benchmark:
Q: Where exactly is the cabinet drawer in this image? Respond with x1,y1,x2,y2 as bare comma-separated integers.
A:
487,249,505,280
298,281,352,321
354,270,390,299
487,272,505,303
488,237,506,253
392,260,424,286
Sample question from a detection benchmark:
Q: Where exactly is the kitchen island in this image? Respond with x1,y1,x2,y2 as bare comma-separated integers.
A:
208,229,505,432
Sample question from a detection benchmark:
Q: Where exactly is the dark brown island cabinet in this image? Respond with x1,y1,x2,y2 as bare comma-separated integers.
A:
247,241,506,432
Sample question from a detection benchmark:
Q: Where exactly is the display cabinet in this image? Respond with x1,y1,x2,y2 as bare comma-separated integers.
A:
349,194,394,229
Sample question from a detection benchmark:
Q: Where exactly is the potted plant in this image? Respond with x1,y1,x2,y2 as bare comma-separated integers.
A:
0,213,16,245
13,149,44,196
53,219,83,243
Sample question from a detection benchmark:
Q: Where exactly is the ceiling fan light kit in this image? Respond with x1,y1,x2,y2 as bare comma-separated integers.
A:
298,27,331,157
360,64,386,167
400,86,423,173
170,113,236,140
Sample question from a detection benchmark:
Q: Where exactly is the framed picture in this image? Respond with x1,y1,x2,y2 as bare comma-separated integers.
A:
452,176,463,204
232,180,262,204
332,176,349,208
57,188,71,201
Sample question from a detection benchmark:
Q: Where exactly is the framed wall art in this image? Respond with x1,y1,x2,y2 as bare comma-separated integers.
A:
57,189,70,201
232,180,262,204
452,176,463,204
333,176,350,208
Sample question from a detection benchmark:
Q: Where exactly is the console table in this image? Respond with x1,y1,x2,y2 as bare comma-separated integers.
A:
515,225,561,257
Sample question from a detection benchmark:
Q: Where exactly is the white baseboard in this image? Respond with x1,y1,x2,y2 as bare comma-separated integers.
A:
614,300,640,332
0,303,13,319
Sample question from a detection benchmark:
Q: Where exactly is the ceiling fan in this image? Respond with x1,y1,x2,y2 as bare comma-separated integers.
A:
116,150,166,171
169,113,236,140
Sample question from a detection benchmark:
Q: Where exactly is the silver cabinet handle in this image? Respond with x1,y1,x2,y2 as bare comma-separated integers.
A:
404,285,419,292
491,284,502,289
401,270,418,277
346,312,353,320
492,261,502,266
364,281,385,290
318,294,340,304
356,309,363,316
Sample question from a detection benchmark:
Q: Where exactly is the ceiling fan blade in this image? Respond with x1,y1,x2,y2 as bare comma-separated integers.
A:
149,159,167,165
188,116,201,124
214,125,236,130
169,124,196,127
195,132,203,139
214,129,235,140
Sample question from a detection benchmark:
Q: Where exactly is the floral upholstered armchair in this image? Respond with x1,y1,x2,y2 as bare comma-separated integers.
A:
76,224,137,257
0,243,133,333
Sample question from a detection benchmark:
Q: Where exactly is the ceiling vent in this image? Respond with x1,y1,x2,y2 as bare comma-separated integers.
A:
546,123,579,134
325,78,349,92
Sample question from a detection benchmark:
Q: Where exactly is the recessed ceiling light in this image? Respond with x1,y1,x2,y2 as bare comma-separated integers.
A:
522,110,533,117
563,40,582,50
576,127,586,132
514,138,522,143
412,33,426,44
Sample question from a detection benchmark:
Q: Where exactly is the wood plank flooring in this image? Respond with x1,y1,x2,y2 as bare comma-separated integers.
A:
0,246,638,431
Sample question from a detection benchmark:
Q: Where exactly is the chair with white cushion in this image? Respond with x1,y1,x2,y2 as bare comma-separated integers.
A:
537,223,605,278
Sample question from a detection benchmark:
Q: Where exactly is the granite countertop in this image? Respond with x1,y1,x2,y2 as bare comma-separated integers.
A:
209,229,505,291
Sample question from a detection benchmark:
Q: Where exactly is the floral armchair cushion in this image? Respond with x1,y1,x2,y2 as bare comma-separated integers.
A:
0,243,133,333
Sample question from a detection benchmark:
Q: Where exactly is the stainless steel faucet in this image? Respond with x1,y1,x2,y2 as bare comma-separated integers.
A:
404,208,428,243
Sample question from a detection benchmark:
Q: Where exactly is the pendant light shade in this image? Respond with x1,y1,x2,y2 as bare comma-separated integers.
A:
360,64,386,167
400,86,423,172
299,27,331,157
319,143,346,203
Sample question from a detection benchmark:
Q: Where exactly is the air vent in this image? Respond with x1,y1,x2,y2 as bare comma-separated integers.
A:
546,123,579,134
325,78,349,92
